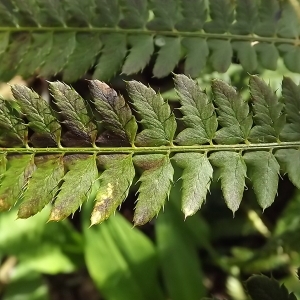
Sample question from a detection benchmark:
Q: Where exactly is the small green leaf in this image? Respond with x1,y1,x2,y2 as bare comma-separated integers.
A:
0,32,9,55
176,0,206,31
49,81,97,144
39,32,76,77
89,80,137,146
18,155,64,218
133,154,173,226
209,151,247,213
173,153,212,217
147,0,179,30
232,41,257,72
208,39,232,73
93,33,127,81
246,275,297,300
280,77,300,141
64,0,95,26
0,153,7,179
230,0,258,34
122,35,154,75
212,79,252,144
91,154,135,225
153,37,181,78
254,0,280,36
37,0,67,26
11,85,61,145
127,80,176,146
0,98,26,147
243,151,280,210
249,76,285,142
63,33,102,82
0,33,31,82
280,45,300,74
278,1,300,38
204,0,234,33
119,0,148,28
254,43,278,70
49,155,98,221
17,32,53,78
174,74,217,145
275,149,300,189
0,155,35,211
182,38,209,77
93,0,120,27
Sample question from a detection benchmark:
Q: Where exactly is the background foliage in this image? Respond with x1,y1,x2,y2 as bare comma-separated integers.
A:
1,0,300,299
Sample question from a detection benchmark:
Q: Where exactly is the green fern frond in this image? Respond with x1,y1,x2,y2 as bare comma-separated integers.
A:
1,74,300,226
1,0,300,81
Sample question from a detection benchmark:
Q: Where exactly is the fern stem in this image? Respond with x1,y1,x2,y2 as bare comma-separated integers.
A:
1,141,300,154
0,27,297,45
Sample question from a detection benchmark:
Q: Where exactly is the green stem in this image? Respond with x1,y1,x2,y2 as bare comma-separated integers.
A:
1,141,300,154
0,26,298,45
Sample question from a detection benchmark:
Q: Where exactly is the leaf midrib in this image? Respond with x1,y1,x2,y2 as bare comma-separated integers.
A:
0,26,297,44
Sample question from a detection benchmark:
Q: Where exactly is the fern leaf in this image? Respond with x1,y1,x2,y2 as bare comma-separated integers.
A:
174,74,217,145
89,80,137,146
11,85,61,146
254,43,279,70
210,151,246,213
204,0,234,33
49,81,97,144
0,34,31,81
182,38,209,77
63,33,102,82
119,0,148,28
0,32,9,55
243,151,280,210
18,155,64,218
275,149,300,189
173,153,212,218
39,32,76,77
93,0,120,27
91,154,135,226
17,33,52,78
1,74,300,224
64,0,95,27
230,0,258,34
93,33,127,81
246,275,297,300
122,35,154,75
153,37,181,78
49,155,98,221
0,98,26,147
176,0,206,31
0,155,35,211
133,154,173,226
0,153,7,180
208,39,233,73
254,0,279,36
232,41,257,72
279,44,300,73
147,0,179,30
212,79,252,144
249,76,285,142
126,80,176,146
1,0,300,80
280,77,300,141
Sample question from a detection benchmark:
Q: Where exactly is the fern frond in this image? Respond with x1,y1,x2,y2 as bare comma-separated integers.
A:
1,74,300,225
1,0,300,81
